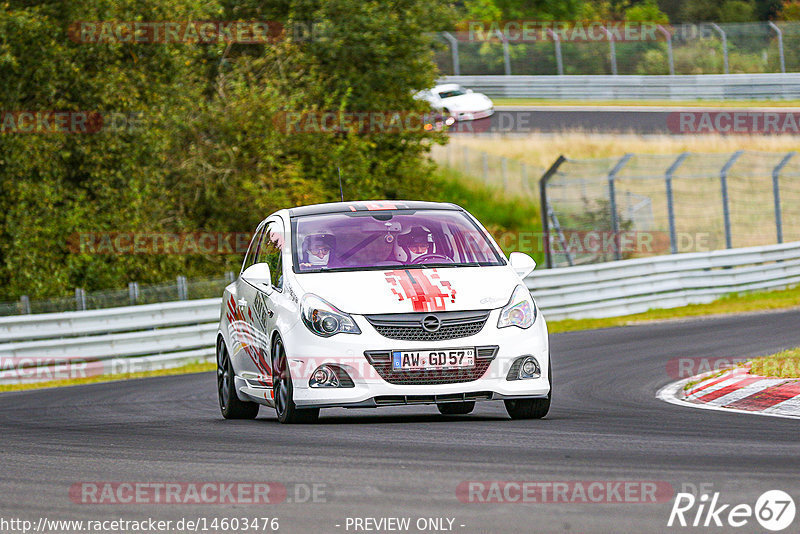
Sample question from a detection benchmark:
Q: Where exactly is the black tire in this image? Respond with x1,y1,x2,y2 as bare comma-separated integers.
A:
504,397,550,419
217,339,259,420
273,337,319,424
504,354,552,420
437,401,475,415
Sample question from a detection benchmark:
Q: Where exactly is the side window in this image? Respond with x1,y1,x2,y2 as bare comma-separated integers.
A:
257,221,284,290
241,224,265,274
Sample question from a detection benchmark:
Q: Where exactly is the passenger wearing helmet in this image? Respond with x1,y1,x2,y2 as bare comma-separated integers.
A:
300,233,335,269
398,226,432,263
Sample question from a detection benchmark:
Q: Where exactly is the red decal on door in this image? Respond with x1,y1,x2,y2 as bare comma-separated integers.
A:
384,269,456,312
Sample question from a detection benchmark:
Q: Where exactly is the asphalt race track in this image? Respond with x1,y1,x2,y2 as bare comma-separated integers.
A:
460,106,674,134
449,105,800,135
2,309,800,533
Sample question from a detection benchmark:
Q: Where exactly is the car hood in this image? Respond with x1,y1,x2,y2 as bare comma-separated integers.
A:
441,93,492,111
293,266,519,315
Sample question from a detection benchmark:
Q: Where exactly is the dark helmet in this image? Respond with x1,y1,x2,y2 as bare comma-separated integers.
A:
305,233,336,250
398,226,431,248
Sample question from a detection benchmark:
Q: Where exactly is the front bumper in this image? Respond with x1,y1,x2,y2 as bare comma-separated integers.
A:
240,308,549,409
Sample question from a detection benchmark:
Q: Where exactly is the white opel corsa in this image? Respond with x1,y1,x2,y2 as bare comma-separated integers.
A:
217,200,550,423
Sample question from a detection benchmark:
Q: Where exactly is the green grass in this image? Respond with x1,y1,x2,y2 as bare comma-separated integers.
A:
492,98,800,108
548,284,800,334
749,348,800,379
0,361,215,393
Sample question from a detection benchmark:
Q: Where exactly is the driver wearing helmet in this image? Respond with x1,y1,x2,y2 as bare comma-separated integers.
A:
398,226,431,263
300,233,335,269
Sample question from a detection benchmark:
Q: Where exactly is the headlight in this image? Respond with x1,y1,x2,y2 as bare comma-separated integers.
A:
301,294,361,337
497,285,536,329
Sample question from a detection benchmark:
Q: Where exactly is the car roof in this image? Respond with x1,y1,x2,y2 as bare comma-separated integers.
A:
288,200,462,217
433,83,462,92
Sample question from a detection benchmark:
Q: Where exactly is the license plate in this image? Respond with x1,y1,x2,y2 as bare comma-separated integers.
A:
392,348,475,370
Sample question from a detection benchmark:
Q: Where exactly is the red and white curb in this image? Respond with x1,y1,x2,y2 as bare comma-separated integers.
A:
657,366,800,420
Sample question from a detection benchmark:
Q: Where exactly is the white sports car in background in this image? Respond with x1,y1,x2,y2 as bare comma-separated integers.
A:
217,200,550,423
417,84,494,121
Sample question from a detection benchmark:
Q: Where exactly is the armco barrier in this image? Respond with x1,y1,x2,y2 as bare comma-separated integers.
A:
528,241,800,320
0,299,219,384
441,74,800,100
2,241,798,384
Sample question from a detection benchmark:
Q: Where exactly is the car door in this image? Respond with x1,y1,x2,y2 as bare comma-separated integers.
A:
237,217,290,385
232,221,271,379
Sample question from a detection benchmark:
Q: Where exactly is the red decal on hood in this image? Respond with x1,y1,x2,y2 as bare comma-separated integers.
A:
384,269,456,312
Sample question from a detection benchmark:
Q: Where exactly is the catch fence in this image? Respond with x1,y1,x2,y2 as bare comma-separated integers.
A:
540,150,800,267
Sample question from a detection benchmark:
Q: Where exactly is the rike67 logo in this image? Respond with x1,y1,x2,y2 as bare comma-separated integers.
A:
668,490,796,531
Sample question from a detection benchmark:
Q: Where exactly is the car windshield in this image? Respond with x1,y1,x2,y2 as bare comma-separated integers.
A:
437,88,465,99
292,209,505,273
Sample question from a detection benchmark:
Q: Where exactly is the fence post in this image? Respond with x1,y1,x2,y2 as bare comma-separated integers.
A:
665,152,689,254
608,154,633,261
710,23,729,74
547,29,564,75
657,25,675,75
20,295,30,315
494,29,511,75
539,156,567,269
128,282,139,305
226,271,236,283
720,150,743,249
481,152,489,182
768,22,785,74
772,151,795,244
601,26,618,75
75,288,86,311
501,157,508,190
177,276,188,300
441,31,460,76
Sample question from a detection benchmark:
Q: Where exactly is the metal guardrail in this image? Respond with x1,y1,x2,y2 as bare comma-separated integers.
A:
0,299,220,384
2,242,798,384
441,74,800,100
528,241,800,320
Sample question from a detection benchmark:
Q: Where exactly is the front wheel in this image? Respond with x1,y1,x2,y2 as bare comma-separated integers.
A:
217,340,259,420
504,397,550,419
505,354,552,420
273,337,319,424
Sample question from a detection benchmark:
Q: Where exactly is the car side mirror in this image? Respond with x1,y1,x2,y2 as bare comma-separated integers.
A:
466,88,473,94
509,252,536,279
241,263,271,288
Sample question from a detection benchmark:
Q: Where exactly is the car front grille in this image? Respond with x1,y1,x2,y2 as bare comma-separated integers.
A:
364,346,498,385
365,310,490,342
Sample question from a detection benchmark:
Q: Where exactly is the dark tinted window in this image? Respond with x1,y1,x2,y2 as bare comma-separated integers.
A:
257,221,284,290
241,224,265,274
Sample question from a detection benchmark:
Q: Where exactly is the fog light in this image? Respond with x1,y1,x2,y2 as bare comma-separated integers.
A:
519,356,540,379
506,356,541,381
309,365,340,388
